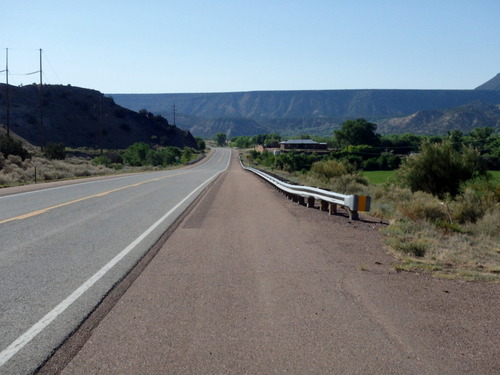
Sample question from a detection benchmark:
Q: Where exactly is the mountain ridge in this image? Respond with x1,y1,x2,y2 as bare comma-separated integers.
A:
475,73,500,90
112,89,500,120
112,89,500,136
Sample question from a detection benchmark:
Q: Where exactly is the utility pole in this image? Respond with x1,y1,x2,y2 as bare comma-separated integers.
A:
99,95,103,154
39,48,45,151
5,48,10,136
172,103,176,126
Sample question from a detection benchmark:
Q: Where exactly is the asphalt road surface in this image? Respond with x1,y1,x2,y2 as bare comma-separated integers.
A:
38,150,499,374
0,148,231,375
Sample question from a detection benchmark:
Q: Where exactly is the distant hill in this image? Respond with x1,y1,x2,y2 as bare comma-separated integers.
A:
475,73,500,90
186,116,268,138
112,89,500,137
0,84,197,149
378,101,500,135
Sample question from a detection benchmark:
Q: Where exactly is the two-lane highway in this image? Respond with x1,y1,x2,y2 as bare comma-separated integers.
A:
0,148,230,375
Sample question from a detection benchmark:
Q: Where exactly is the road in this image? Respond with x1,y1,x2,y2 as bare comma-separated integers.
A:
41,151,499,374
0,148,231,375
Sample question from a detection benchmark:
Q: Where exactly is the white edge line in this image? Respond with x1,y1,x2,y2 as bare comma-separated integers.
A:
0,151,229,367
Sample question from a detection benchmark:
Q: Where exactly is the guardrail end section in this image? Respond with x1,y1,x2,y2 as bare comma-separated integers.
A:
346,194,371,213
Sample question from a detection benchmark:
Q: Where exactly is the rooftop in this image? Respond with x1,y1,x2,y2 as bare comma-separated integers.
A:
280,139,326,145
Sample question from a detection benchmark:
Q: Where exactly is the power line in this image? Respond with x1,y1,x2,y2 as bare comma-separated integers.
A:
42,50,63,85
1,48,63,86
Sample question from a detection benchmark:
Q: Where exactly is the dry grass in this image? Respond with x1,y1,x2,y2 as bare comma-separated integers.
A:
242,153,500,282
369,183,500,282
0,154,117,187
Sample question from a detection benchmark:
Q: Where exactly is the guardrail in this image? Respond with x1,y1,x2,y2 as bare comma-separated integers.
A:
240,159,370,220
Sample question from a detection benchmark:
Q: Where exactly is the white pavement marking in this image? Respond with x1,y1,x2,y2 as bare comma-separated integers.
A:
0,152,229,368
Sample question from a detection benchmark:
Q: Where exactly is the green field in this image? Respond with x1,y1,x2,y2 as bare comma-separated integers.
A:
362,170,396,184
491,170,500,183
364,170,500,185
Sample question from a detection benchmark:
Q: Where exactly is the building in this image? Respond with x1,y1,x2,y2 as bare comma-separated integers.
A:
279,139,328,153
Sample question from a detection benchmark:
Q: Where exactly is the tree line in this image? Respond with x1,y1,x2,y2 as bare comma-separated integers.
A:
223,119,499,171
224,118,499,198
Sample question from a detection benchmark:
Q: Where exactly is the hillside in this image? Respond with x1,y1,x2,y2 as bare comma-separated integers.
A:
112,88,500,137
0,84,197,149
377,101,500,135
475,73,500,90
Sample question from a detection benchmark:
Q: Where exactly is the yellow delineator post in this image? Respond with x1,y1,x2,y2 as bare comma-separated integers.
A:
357,195,371,212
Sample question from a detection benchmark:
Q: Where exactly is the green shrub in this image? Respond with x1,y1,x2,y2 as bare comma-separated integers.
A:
110,163,123,170
373,152,401,170
0,135,29,160
181,147,194,163
450,188,489,224
157,146,181,166
448,178,499,224
396,239,428,257
273,152,319,173
396,191,449,222
383,219,434,257
195,137,206,151
326,173,368,195
43,143,66,160
397,140,488,198
123,142,151,166
92,155,112,166
310,159,347,180
146,149,163,166
465,209,500,238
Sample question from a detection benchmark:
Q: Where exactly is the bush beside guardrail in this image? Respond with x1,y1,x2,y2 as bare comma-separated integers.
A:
240,158,370,220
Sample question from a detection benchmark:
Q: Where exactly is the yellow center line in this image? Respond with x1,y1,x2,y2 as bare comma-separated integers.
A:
0,171,193,225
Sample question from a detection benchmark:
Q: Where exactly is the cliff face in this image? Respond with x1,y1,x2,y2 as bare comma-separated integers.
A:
113,89,500,120
0,84,197,149
112,88,500,136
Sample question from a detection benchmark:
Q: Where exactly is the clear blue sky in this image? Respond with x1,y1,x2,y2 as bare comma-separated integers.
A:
2,0,499,93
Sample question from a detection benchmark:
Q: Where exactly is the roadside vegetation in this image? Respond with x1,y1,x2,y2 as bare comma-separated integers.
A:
234,121,500,282
0,132,206,187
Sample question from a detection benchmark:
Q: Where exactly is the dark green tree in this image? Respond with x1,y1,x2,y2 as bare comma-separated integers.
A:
466,127,495,150
380,133,422,155
214,133,227,147
231,136,250,148
447,130,464,151
334,119,380,147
